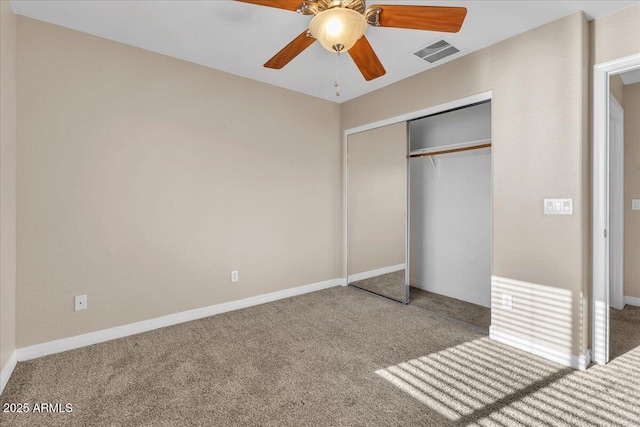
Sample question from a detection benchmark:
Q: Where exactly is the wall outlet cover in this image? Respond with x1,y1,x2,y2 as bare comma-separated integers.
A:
501,293,513,310
75,294,87,311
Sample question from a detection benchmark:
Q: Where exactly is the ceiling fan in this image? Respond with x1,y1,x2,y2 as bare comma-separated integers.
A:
236,0,467,82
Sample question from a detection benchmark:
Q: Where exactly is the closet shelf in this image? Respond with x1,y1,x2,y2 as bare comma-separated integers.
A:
409,140,491,159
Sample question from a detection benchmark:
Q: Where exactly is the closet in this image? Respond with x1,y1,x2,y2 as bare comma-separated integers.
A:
345,100,492,329
409,101,492,327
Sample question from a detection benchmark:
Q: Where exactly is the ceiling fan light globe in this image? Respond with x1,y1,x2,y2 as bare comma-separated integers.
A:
325,18,343,37
309,7,367,53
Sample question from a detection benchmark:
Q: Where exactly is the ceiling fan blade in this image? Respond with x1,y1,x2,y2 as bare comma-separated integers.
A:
370,5,467,33
264,30,316,69
348,36,386,81
235,0,303,12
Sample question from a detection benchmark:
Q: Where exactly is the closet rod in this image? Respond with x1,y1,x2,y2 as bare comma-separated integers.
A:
409,142,491,159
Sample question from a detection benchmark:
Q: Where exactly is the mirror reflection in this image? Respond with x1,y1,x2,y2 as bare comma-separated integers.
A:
347,122,407,302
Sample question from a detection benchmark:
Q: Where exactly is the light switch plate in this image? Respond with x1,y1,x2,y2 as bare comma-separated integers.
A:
633,199,640,210
544,198,573,215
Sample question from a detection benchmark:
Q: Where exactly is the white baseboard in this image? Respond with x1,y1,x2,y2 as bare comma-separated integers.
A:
17,278,346,362
1,351,17,395
490,327,590,371
348,264,405,283
625,296,640,307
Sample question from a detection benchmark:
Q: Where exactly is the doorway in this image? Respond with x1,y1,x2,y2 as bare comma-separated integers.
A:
608,69,640,362
592,53,640,365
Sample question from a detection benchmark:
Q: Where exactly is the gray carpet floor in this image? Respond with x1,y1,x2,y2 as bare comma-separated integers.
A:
350,270,491,330
1,286,640,426
350,270,406,302
610,304,640,360
409,287,491,332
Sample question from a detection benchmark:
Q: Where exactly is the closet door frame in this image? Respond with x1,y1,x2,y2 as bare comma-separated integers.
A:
343,91,493,303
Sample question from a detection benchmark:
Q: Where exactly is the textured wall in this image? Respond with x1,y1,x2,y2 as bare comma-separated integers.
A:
0,0,17,375
16,17,342,347
590,3,640,65
342,13,590,356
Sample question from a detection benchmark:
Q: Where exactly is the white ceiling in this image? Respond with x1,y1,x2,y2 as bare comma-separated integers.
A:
10,0,640,103
620,69,640,85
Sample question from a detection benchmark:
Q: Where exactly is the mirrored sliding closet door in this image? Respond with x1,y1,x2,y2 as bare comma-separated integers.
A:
347,122,408,303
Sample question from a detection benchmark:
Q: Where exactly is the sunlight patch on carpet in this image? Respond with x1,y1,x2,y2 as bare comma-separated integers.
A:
377,337,640,425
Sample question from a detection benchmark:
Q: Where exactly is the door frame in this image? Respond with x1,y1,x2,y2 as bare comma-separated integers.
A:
343,90,492,304
592,53,640,365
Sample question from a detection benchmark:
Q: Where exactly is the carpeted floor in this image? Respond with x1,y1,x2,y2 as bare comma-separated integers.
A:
409,287,491,331
610,304,640,360
350,270,490,330
350,270,406,302
1,286,640,426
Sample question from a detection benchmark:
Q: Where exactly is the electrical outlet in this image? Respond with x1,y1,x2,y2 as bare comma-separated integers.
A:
231,270,239,283
75,294,87,311
501,293,513,310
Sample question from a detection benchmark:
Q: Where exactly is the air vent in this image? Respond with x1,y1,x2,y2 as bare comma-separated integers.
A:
412,40,460,63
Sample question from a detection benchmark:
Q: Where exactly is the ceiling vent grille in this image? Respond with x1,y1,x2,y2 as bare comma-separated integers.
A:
412,40,460,63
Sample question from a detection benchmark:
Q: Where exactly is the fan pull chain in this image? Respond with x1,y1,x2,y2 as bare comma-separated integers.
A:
335,52,340,97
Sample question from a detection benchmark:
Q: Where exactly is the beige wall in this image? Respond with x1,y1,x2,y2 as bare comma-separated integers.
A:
347,123,406,275
343,13,590,356
625,83,640,298
610,75,624,106
590,3,640,65
0,0,17,374
16,17,342,348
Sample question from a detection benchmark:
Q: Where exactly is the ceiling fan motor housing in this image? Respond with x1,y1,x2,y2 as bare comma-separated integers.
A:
298,0,366,15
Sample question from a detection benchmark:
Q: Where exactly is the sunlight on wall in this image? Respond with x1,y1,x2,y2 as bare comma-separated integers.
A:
376,337,640,425
491,276,574,356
